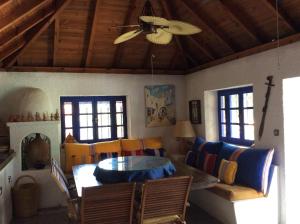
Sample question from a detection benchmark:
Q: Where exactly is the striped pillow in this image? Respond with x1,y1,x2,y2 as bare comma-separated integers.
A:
122,150,144,156
96,152,119,162
203,153,217,175
144,148,165,157
218,159,238,185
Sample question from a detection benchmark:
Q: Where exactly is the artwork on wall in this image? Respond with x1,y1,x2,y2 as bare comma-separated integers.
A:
189,100,201,124
145,85,176,127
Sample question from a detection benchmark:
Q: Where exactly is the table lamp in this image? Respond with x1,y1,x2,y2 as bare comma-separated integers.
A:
174,120,196,154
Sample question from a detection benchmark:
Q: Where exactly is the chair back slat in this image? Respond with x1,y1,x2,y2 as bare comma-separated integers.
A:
51,158,69,186
140,176,193,222
81,182,136,224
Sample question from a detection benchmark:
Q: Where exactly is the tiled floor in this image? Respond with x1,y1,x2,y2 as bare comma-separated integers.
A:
12,204,223,224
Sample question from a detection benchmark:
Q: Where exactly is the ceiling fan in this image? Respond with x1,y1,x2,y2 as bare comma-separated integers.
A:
113,0,202,45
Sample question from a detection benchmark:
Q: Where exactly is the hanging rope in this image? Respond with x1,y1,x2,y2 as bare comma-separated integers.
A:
150,54,156,87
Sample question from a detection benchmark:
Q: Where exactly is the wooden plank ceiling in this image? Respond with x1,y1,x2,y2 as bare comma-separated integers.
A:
1,0,300,75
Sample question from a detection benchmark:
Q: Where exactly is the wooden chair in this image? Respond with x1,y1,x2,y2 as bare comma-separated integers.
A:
138,176,193,224
51,158,77,197
81,182,136,224
50,162,79,222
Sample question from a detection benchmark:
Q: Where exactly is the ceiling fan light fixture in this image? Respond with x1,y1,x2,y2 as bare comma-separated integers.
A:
146,28,173,45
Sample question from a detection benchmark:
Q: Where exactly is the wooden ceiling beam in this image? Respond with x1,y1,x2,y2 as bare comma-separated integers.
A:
84,0,102,67
262,0,298,32
160,0,190,69
52,18,59,66
4,0,72,68
219,0,266,43
0,0,11,9
186,36,216,60
180,0,239,53
0,9,54,47
0,0,52,33
0,37,25,62
188,32,300,74
111,0,137,68
5,66,185,75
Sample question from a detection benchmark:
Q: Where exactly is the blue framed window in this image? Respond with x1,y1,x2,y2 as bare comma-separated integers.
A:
218,86,254,146
60,96,127,143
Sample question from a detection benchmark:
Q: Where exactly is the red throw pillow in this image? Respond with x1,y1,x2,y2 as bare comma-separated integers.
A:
203,153,217,175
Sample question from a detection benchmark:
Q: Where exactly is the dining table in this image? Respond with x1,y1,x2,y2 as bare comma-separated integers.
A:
93,156,176,183
72,156,219,197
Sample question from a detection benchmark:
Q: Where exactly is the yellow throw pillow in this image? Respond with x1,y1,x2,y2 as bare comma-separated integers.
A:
218,159,238,185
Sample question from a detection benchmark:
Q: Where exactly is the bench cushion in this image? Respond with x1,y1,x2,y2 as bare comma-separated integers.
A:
208,183,264,201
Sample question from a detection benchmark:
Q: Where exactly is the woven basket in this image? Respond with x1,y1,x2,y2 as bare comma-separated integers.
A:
12,175,39,218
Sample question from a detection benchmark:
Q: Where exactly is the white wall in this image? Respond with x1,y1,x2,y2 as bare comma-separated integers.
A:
0,72,187,151
186,41,300,224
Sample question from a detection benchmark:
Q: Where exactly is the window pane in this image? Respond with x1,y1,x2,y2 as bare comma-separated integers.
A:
220,96,225,109
230,94,239,108
116,113,123,125
244,125,254,140
80,128,93,140
221,110,226,123
98,127,111,139
117,126,124,138
64,115,72,128
116,101,123,113
97,101,110,113
244,109,254,124
80,115,93,127
231,125,240,138
98,114,111,126
230,110,239,123
243,93,253,108
79,102,92,114
65,129,73,137
64,102,72,114
221,124,226,137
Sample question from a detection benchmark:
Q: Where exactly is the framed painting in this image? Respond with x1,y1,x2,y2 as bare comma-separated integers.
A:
189,100,201,124
145,85,176,127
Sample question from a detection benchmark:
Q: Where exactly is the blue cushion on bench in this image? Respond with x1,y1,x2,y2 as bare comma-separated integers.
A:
235,148,274,194
185,150,197,167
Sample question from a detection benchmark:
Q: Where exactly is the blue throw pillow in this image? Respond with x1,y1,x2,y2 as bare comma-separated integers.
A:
195,141,223,171
235,148,274,194
185,151,197,167
192,137,206,151
144,148,165,157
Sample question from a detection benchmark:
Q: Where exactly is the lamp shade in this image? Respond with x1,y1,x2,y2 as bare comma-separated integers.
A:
174,120,196,138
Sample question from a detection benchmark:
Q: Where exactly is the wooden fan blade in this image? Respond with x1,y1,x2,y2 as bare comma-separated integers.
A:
140,16,169,26
146,28,173,45
164,20,201,35
113,30,143,44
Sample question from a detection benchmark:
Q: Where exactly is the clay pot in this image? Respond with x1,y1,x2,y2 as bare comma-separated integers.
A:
26,133,50,169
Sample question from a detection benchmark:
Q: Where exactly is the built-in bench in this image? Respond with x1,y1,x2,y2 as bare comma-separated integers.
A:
182,138,278,224
190,165,278,224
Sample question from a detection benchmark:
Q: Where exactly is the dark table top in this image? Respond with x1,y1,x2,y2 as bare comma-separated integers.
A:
72,157,219,197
